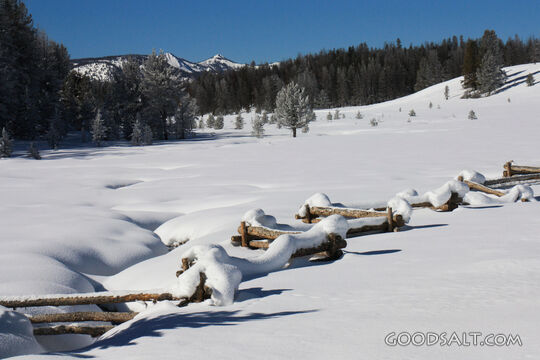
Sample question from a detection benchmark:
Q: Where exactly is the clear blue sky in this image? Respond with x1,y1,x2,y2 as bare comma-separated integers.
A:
24,0,540,64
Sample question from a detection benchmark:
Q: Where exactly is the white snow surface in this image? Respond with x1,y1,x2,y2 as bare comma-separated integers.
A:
457,169,487,184
3,63,540,359
395,179,470,208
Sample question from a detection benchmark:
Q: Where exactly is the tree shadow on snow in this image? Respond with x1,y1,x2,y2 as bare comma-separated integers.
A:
56,309,316,357
495,70,540,94
398,223,448,232
235,287,292,302
343,249,402,256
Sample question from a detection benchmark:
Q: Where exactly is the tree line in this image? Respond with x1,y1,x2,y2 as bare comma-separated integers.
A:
188,33,539,115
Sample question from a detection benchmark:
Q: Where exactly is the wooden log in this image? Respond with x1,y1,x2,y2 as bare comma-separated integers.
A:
503,161,513,177
248,239,270,249
463,179,505,197
505,164,540,175
0,292,183,308
309,206,387,219
386,207,393,232
29,312,137,324
291,234,347,258
240,221,248,247
33,325,114,337
346,223,389,237
484,173,540,186
239,225,301,240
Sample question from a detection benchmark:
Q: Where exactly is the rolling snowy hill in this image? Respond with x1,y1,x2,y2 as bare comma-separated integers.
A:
1,63,540,359
71,52,247,81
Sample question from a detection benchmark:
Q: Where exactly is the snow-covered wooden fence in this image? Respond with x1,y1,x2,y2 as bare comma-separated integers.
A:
503,161,540,178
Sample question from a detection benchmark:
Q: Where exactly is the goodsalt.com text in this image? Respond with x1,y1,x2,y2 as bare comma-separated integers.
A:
384,332,523,347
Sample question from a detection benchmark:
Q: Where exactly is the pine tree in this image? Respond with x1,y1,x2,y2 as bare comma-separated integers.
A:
269,113,277,124
429,102,433,109
206,114,216,128
214,115,224,129
462,39,480,90
251,115,265,138
327,112,333,121
131,113,144,145
46,108,62,149
526,74,535,86
174,95,198,139
334,109,340,120
234,113,244,129
261,111,269,124
409,109,416,117
468,110,477,120
198,119,205,129
0,127,13,158
143,124,153,145
414,50,443,91
92,109,107,146
444,85,450,100
28,142,40,159
355,111,363,119
476,30,506,95
274,82,314,137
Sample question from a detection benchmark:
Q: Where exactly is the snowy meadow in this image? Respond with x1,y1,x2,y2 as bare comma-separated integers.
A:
1,64,540,359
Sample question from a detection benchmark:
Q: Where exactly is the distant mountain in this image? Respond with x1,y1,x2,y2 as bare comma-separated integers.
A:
70,53,247,81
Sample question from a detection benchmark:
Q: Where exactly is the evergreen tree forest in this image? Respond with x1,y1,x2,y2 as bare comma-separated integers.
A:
189,34,539,115
2,0,539,144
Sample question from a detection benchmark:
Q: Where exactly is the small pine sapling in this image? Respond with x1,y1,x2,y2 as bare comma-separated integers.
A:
334,109,340,120
468,110,477,120
251,115,265,138
269,113,277,124
198,119,205,129
28,142,41,159
214,115,224,129
327,112,333,121
409,109,416,117
370,118,379,127
261,111,269,124
429,102,433,109
0,127,13,158
143,125,153,145
92,109,107,147
234,113,244,129
444,85,450,100
131,115,144,145
206,114,215,128
355,111,363,119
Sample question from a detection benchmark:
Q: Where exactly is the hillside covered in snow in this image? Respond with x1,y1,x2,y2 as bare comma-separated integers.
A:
1,63,540,359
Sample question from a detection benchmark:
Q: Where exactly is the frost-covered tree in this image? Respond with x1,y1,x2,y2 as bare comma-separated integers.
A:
0,127,12,158
131,113,144,145
444,85,450,100
234,113,244,129
333,109,340,120
327,112,333,121
206,114,215,128
46,108,62,149
414,50,443,91
251,115,265,138
468,110,477,120
174,95,198,139
198,119,205,129
261,111,269,124
214,115,224,129
409,109,416,117
143,124,153,145
476,30,506,95
141,50,182,140
429,102,433,109
526,74,535,86
275,82,314,137
355,111,363,119
92,109,107,147
269,113,277,124
28,142,40,159
370,118,379,127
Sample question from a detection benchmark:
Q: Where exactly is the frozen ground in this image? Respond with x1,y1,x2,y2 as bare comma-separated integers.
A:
1,63,540,359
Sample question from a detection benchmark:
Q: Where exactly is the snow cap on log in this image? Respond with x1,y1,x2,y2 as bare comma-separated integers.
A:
456,170,486,184
387,197,412,223
298,193,333,217
242,208,277,228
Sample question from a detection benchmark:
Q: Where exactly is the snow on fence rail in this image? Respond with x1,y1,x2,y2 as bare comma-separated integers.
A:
2,164,537,339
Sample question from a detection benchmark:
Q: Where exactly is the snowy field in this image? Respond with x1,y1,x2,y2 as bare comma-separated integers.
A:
1,63,540,359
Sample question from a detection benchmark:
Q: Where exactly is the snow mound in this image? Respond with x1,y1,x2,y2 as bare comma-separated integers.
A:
464,184,535,205
242,208,277,228
298,193,333,217
457,170,486,184
170,215,349,305
0,306,43,358
387,197,413,223
396,180,469,208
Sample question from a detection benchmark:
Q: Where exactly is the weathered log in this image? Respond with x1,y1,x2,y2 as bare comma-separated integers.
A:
248,239,271,249
461,179,505,197
33,325,114,337
346,223,389,237
309,206,387,219
386,207,393,232
291,234,347,258
0,292,183,308
177,272,212,307
484,173,540,186
503,161,513,177
505,164,540,176
29,312,137,324
239,225,301,240
240,221,248,247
